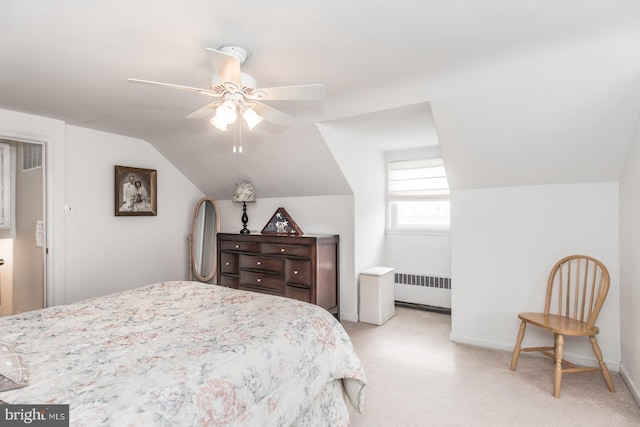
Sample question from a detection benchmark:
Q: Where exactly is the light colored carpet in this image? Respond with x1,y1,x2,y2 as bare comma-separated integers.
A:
342,306,640,426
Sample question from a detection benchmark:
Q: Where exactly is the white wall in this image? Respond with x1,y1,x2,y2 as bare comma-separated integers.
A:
217,195,357,321
63,126,203,302
317,124,386,320
385,233,450,276
0,109,203,306
619,111,640,401
450,182,620,368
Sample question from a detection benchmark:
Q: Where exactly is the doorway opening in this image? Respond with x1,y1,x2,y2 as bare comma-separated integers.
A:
0,138,46,316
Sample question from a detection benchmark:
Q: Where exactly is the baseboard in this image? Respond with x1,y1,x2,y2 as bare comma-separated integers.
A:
395,301,451,314
340,312,358,322
449,333,519,353
620,363,640,409
448,333,620,372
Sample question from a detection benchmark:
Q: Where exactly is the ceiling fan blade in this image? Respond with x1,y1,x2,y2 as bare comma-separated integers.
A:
254,84,325,101
128,78,221,97
205,48,241,86
185,101,219,119
252,101,291,125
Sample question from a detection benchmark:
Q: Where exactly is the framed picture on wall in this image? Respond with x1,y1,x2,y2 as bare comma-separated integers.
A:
115,165,157,216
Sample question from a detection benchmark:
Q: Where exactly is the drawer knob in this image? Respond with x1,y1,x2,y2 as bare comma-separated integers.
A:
257,261,262,265
280,248,285,252
235,244,240,249
293,270,299,275
257,278,262,283
225,262,230,266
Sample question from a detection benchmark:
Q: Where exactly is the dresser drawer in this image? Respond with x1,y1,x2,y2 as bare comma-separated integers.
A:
220,241,260,253
285,285,311,303
240,254,284,274
285,259,311,286
240,284,282,297
240,270,284,292
261,243,311,258
220,252,238,274
219,274,239,289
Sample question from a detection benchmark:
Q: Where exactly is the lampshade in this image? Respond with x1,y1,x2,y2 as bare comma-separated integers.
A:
210,98,266,134
209,114,228,131
216,101,237,125
242,108,264,130
232,182,255,203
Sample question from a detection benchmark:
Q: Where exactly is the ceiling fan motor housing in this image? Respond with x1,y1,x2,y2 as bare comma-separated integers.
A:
211,72,257,90
211,45,256,89
219,45,250,64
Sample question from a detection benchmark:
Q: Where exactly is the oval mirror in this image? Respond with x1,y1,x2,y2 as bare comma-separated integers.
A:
189,197,221,282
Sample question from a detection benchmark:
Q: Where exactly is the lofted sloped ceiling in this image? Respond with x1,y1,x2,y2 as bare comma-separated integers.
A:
2,1,640,198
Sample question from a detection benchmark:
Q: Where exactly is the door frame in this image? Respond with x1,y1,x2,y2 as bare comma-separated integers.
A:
0,135,48,313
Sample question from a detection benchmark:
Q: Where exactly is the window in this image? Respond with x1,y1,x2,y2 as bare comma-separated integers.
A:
388,158,450,231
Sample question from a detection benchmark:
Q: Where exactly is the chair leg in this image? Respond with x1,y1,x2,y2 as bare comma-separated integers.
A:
510,320,527,371
553,333,564,398
589,335,615,393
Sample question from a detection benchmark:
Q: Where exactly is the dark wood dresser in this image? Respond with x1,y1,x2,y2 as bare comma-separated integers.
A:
216,233,340,318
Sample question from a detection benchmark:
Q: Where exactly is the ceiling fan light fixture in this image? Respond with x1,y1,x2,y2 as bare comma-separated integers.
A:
215,100,237,124
242,108,264,130
209,115,228,131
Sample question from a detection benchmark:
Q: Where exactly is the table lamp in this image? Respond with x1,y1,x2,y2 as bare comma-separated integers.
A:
232,182,255,234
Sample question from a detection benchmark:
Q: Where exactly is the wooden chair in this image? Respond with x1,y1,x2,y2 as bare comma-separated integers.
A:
510,255,615,397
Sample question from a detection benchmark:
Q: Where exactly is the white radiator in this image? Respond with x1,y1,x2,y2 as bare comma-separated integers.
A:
393,272,451,309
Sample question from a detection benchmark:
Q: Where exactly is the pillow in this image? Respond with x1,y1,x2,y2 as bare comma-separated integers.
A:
0,342,28,392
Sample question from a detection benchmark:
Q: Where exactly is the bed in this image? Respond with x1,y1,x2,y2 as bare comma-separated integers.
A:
0,281,366,426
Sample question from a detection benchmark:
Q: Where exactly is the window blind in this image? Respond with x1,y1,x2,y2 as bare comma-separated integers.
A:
388,158,449,199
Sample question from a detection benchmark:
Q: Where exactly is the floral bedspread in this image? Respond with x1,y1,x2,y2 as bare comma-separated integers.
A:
0,281,366,426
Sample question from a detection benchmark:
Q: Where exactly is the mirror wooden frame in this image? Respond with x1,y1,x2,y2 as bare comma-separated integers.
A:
188,196,221,282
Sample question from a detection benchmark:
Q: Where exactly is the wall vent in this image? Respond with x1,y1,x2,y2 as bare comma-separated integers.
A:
22,143,43,171
394,272,451,290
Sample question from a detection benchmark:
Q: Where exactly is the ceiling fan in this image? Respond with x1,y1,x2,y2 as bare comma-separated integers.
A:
128,46,325,131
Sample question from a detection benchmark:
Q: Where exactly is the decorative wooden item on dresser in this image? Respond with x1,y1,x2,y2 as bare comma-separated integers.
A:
217,233,340,319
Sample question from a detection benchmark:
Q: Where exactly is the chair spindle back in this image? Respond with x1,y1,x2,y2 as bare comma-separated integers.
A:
543,255,610,329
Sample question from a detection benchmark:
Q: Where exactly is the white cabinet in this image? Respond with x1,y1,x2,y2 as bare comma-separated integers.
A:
359,267,395,325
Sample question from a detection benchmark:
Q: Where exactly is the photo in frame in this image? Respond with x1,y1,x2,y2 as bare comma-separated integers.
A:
261,207,303,235
115,165,157,216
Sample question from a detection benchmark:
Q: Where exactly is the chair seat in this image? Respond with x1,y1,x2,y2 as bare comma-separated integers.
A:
518,312,600,336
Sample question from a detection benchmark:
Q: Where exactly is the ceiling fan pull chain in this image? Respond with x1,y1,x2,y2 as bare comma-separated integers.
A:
232,120,237,153
238,115,243,153
232,115,243,153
